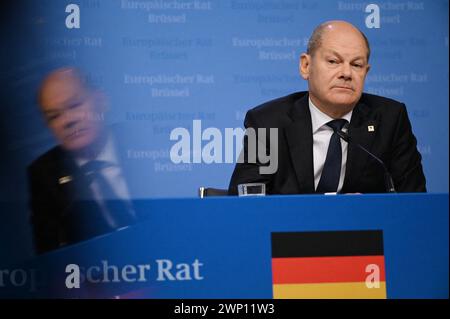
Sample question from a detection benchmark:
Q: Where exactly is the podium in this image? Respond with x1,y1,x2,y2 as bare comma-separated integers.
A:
1,193,448,298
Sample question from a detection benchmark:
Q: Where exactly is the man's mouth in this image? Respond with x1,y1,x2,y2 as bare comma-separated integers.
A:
65,127,89,140
333,86,354,91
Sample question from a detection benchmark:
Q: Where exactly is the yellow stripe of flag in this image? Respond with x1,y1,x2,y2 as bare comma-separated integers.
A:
273,282,387,299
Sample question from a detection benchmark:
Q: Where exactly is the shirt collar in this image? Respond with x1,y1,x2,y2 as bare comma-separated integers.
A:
309,97,353,134
75,133,119,167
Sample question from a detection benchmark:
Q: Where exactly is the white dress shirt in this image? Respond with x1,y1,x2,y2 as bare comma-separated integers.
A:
76,134,131,201
309,98,353,193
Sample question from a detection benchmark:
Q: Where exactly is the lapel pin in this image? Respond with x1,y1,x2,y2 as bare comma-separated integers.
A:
58,175,73,185
368,125,375,132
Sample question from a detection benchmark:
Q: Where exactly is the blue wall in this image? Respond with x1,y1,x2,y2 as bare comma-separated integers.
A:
0,0,448,263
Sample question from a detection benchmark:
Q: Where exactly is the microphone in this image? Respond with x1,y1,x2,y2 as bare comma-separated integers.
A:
336,130,396,193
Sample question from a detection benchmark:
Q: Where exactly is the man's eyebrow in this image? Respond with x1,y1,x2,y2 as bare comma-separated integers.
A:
43,108,57,113
324,50,344,60
43,94,82,114
325,50,365,59
43,109,60,115
351,56,366,62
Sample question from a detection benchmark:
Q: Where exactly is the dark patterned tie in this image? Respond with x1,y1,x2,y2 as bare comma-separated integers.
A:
316,119,348,193
80,160,136,230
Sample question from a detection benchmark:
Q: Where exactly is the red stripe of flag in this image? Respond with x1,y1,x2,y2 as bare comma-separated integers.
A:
272,255,385,284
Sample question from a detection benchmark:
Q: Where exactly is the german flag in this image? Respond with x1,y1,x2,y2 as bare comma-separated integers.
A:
271,230,386,299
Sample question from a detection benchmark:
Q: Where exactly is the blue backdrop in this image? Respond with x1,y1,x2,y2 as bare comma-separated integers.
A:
0,1,448,265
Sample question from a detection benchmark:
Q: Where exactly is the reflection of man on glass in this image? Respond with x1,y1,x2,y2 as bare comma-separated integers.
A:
229,21,426,195
28,67,137,254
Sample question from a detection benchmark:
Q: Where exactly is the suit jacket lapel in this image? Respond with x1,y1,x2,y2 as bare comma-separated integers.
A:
284,94,315,193
56,148,80,201
342,101,378,192
56,147,93,204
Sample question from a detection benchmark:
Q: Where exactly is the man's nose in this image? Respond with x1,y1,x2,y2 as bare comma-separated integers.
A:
61,111,79,129
339,63,352,80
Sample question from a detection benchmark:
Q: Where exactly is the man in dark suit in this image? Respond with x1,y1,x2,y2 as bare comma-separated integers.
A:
28,68,139,254
229,21,426,195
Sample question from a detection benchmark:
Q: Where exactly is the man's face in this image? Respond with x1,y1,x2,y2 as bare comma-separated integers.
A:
300,24,370,113
39,72,105,152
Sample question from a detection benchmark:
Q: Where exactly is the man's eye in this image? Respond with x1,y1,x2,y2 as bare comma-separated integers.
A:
47,114,60,122
328,60,337,64
69,102,82,109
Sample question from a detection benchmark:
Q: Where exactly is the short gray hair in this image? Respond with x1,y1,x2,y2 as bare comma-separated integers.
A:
306,22,371,61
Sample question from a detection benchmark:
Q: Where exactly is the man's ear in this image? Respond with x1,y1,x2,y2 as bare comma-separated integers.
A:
300,53,311,80
366,64,371,74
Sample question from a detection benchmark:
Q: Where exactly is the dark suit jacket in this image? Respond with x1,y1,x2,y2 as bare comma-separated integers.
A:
28,127,142,255
228,91,426,195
